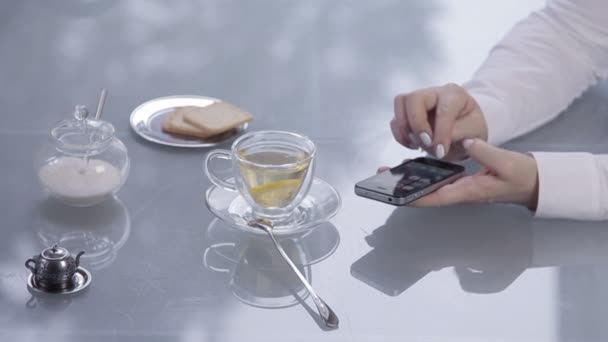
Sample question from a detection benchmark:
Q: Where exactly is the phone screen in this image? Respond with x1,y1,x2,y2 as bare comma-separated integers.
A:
357,158,463,197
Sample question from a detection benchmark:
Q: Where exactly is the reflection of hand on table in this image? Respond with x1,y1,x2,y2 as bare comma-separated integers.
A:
355,205,534,295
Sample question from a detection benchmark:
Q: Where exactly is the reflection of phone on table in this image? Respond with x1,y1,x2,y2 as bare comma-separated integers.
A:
354,157,465,205
351,248,431,296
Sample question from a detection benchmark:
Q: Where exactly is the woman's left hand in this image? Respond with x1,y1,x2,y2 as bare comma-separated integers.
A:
378,139,540,209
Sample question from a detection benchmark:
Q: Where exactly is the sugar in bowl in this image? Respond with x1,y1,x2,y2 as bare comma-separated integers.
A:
36,105,130,207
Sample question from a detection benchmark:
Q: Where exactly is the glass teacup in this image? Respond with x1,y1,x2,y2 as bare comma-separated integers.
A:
204,131,316,221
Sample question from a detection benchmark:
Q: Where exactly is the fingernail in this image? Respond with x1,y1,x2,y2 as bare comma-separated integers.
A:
419,132,432,147
435,144,445,159
407,133,420,147
463,139,475,149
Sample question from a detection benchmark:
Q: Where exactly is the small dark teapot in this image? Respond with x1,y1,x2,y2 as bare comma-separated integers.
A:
25,245,85,291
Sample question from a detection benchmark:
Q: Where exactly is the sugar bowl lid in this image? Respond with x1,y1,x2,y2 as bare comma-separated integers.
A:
50,105,115,152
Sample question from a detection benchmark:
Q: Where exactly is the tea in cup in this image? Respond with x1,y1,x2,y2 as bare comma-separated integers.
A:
205,131,316,220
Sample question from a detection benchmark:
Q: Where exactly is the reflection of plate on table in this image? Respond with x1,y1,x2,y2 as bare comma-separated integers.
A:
129,95,248,148
205,178,342,236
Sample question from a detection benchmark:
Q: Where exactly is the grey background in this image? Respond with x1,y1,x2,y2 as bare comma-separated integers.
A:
1,1,607,341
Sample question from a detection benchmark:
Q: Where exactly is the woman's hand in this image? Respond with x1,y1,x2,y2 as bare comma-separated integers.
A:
378,139,540,209
392,84,488,160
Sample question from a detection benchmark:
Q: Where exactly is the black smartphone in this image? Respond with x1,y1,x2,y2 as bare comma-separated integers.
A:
354,157,465,205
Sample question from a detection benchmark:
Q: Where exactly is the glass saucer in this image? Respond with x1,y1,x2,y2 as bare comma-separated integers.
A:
204,178,341,236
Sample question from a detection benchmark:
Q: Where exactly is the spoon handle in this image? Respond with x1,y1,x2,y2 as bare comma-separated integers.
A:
265,228,339,328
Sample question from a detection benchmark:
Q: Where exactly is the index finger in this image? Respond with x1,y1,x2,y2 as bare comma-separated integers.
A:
433,84,468,158
405,89,438,147
393,93,410,137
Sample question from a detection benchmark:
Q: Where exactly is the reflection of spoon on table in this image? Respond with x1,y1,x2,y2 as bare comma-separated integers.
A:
249,219,339,329
32,197,131,269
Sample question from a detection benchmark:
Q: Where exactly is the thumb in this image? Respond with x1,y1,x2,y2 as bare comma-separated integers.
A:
377,166,390,174
463,139,511,173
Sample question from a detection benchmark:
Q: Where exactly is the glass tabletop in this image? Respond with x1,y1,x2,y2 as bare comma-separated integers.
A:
1,1,607,341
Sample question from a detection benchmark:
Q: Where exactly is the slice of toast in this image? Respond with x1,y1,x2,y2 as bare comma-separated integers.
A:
161,110,218,139
181,102,253,136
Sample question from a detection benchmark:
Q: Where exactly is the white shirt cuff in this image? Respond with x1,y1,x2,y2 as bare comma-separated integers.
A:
531,152,600,220
464,86,512,146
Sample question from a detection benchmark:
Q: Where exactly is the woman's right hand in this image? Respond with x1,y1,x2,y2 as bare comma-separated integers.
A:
392,83,489,160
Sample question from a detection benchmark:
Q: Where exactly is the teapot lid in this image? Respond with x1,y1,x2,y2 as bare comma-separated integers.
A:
41,245,70,260
50,105,115,153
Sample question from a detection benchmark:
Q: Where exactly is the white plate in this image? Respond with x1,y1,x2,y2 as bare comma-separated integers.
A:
129,95,248,148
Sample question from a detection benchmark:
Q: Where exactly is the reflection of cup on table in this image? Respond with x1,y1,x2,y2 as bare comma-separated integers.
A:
203,239,310,308
205,131,316,222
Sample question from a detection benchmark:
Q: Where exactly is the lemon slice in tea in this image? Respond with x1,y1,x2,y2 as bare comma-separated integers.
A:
249,179,304,208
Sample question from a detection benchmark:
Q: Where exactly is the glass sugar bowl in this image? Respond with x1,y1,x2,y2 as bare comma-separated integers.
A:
37,105,130,207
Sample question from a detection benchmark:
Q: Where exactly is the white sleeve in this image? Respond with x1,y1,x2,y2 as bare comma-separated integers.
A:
531,152,608,220
464,0,608,146
462,0,608,220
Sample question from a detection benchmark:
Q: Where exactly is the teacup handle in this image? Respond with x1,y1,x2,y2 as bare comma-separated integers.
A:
204,150,237,192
